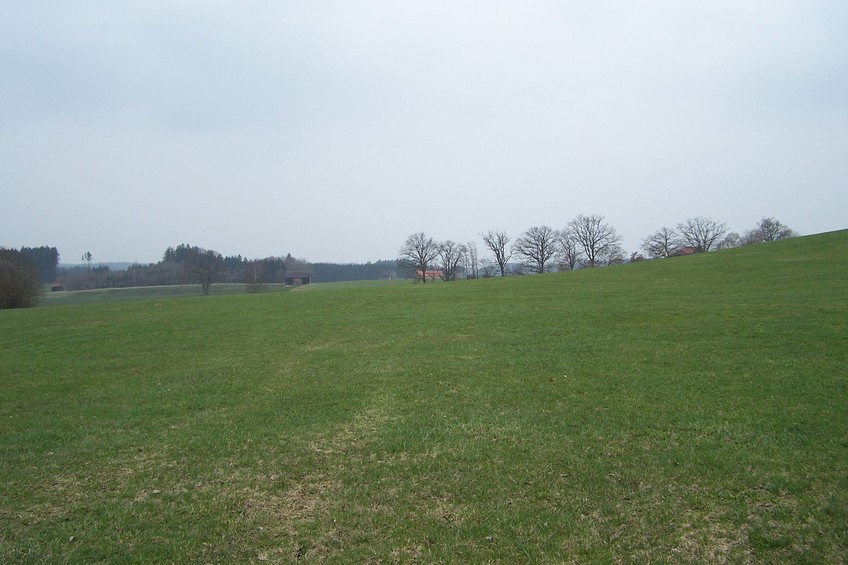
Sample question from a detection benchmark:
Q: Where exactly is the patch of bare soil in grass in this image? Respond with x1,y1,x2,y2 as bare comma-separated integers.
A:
661,478,813,563
601,479,754,564
307,391,393,460
671,508,753,564
742,483,823,562
426,493,467,527
7,470,89,531
242,474,344,562
390,543,426,561
242,391,394,561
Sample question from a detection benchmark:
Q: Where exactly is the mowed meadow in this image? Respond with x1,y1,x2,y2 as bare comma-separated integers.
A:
1,232,846,563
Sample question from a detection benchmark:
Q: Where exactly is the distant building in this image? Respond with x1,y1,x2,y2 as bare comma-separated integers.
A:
416,270,443,282
50,281,64,292
285,271,312,286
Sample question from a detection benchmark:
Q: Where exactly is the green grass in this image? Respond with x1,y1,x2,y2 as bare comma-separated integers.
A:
1,231,846,563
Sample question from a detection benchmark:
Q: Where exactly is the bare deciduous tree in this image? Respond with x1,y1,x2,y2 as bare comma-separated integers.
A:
716,232,742,250
479,260,497,278
185,247,223,295
604,243,626,266
557,229,581,270
641,227,682,259
568,214,622,267
482,230,512,277
463,242,479,279
398,232,439,283
512,226,558,274
437,240,466,281
743,217,796,244
677,217,728,252
244,260,266,293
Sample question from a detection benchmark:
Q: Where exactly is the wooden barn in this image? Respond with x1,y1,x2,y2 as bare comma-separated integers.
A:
285,271,312,286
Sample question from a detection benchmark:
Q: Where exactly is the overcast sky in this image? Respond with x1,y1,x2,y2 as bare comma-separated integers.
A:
2,1,846,264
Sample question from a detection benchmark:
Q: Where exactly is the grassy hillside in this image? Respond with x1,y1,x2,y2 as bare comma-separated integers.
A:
1,231,846,563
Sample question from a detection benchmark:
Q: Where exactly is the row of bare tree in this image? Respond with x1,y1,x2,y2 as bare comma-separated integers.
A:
641,217,796,259
483,214,626,275
399,216,795,282
397,234,481,283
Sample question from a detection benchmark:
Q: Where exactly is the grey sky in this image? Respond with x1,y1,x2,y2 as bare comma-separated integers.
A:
2,1,846,264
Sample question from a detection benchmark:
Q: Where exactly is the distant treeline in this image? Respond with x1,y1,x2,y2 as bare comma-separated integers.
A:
19,246,60,284
52,243,398,291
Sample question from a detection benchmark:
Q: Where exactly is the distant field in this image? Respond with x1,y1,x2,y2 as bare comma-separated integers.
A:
297,278,413,291
40,279,412,307
1,231,846,563
40,283,293,307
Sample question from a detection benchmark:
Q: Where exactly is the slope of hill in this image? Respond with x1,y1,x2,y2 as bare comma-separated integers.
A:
1,230,846,562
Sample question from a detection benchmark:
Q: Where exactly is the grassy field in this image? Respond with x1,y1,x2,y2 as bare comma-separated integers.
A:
1,231,846,563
